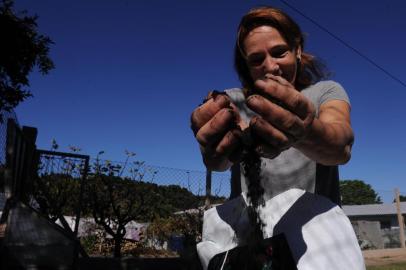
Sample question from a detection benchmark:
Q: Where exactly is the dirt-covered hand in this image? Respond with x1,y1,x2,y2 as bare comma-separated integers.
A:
190,91,244,168
246,74,316,158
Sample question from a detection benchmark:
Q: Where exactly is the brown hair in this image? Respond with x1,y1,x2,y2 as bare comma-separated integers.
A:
234,6,328,90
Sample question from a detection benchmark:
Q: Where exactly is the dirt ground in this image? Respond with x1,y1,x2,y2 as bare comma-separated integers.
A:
363,248,406,266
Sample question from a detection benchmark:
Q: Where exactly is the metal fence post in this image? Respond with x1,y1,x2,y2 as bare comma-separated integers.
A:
205,169,211,208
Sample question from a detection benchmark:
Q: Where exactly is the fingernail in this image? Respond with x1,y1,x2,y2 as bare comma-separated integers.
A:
246,94,261,103
250,116,261,127
214,93,229,106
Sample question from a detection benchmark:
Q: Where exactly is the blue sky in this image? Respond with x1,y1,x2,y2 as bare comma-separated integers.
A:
13,0,406,202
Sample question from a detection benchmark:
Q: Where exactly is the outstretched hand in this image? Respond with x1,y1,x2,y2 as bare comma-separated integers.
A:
190,91,244,170
246,74,316,158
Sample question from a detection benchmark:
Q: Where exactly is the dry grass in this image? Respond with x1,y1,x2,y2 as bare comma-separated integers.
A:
363,248,406,267
367,262,406,270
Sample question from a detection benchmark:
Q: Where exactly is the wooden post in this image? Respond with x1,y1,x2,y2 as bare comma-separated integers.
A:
395,188,405,248
20,126,37,201
4,119,17,199
205,169,212,208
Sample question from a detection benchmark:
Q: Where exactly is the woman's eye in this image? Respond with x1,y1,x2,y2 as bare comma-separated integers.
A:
247,55,264,66
272,49,288,58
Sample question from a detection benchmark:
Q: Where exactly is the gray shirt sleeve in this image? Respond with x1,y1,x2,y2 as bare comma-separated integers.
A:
301,80,350,116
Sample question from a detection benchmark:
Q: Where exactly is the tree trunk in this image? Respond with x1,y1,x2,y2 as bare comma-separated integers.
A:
113,236,122,258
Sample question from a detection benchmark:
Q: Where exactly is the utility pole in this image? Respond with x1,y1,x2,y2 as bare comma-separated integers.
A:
395,188,405,248
205,169,212,208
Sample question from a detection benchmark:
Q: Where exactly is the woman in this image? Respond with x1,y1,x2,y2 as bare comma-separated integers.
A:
191,6,353,205
191,6,363,270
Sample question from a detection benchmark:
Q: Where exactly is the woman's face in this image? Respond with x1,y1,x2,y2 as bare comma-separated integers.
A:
243,25,301,84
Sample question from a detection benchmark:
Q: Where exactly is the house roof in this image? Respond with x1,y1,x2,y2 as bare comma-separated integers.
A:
343,202,406,216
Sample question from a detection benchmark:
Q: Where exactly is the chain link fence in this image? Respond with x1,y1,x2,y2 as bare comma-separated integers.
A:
0,110,19,203
89,157,231,199
33,150,89,229
0,110,19,165
32,152,231,216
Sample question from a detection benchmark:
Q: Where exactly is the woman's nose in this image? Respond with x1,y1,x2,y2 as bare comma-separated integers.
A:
263,55,280,75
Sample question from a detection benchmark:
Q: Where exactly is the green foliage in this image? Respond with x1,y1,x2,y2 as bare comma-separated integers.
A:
159,185,200,212
0,0,54,112
80,234,99,255
33,173,80,221
147,210,204,248
85,175,167,223
340,180,382,205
